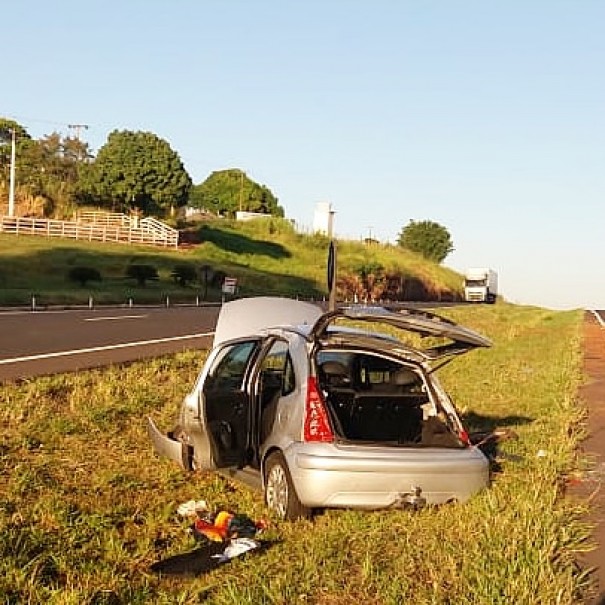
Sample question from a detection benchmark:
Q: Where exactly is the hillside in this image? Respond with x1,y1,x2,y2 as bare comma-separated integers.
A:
0,217,464,307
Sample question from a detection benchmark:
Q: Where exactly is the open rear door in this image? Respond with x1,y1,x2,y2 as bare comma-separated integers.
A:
199,339,260,468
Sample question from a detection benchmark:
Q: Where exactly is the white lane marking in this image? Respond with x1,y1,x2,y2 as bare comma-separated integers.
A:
84,315,148,322
591,310,605,329
0,331,215,366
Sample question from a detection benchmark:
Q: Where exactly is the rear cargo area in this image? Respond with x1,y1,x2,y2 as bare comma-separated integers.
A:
317,353,464,448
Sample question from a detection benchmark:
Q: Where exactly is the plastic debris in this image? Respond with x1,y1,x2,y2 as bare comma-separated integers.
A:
211,538,261,563
177,499,209,518
192,510,266,542
151,505,269,576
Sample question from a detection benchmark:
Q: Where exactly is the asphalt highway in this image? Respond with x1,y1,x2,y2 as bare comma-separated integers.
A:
2,304,600,383
0,306,220,382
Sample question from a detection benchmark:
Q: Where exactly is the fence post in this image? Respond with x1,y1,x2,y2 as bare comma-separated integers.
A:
128,298,133,308
165,296,170,308
195,296,199,307
88,296,93,310
31,295,36,312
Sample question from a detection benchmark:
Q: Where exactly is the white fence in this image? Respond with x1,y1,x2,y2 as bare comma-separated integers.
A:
0,214,179,248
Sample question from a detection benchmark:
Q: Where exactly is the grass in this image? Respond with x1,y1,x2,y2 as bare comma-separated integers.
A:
0,217,464,306
0,303,593,603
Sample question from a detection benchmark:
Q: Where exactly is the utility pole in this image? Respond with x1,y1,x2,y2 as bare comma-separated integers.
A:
8,128,16,217
67,124,89,141
67,124,89,162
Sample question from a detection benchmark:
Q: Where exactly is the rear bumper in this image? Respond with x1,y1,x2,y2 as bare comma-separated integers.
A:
284,443,489,508
146,417,191,470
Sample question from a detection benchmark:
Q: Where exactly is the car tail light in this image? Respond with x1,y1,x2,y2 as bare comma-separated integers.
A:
303,376,334,443
458,428,471,446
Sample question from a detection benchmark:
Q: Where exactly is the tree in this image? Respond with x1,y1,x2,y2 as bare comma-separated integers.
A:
20,132,93,216
0,118,32,194
67,266,102,287
397,220,454,263
189,169,284,218
356,262,386,302
126,264,159,287
1,118,94,217
78,130,192,216
171,264,197,287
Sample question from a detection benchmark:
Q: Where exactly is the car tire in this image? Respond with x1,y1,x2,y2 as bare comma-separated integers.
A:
264,452,311,521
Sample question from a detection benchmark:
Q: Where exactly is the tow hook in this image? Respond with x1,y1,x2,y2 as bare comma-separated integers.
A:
396,487,426,510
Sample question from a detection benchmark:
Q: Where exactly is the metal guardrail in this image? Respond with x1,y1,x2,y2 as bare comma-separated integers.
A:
0,214,179,248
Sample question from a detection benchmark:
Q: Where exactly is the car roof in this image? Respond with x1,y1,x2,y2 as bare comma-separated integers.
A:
213,297,322,347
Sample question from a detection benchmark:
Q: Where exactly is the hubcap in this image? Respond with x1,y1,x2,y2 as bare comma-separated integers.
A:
266,464,288,518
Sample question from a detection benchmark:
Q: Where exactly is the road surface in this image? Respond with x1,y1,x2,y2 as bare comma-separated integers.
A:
0,306,220,382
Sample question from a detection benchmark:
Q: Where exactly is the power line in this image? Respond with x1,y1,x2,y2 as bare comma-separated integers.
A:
67,123,89,141
2,112,73,128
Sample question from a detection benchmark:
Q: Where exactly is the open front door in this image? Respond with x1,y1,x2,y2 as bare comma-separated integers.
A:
201,339,259,468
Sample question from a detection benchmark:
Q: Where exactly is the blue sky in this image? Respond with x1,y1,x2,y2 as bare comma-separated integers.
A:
3,1,604,309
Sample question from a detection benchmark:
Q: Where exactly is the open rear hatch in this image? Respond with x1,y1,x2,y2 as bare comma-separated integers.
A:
312,307,491,448
310,305,491,360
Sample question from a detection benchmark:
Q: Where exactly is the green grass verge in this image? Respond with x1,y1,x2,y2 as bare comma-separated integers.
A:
0,218,464,306
0,304,592,603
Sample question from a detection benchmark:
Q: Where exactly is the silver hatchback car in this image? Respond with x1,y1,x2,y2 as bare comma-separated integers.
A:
148,297,491,520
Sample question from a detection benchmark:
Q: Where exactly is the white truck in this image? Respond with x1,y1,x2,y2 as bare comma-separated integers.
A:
463,268,498,303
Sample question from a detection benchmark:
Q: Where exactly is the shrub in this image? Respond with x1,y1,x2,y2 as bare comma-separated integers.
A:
210,270,226,287
125,264,159,287
171,264,197,287
67,266,102,287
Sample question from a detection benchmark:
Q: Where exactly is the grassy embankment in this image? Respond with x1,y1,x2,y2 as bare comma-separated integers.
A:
0,304,593,604
0,218,463,306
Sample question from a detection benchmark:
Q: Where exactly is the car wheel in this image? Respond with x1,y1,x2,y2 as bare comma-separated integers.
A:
264,452,311,520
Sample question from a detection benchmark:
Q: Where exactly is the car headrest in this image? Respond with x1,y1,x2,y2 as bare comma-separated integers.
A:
319,361,350,385
390,369,418,386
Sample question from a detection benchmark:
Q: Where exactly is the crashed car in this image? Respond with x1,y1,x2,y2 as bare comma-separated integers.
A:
148,297,491,520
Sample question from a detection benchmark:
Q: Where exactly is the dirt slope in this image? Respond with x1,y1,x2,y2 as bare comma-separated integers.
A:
577,312,605,604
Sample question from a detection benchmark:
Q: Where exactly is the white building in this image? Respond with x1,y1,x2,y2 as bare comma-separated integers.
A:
313,201,334,235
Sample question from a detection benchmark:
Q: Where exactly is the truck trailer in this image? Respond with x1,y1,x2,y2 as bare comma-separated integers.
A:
463,268,498,303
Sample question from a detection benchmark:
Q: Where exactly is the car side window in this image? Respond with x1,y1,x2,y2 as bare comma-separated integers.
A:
205,341,258,392
260,340,295,397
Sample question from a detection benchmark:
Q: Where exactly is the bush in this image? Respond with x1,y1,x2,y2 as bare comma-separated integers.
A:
125,264,159,287
210,270,227,288
171,264,197,287
67,266,102,287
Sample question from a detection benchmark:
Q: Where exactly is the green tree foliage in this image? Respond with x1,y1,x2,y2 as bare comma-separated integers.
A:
125,264,159,287
189,169,284,218
0,118,32,190
78,130,192,216
171,264,197,287
397,220,454,263
67,266,102,287
1,117,92,217
22,133,93,216
0,118,31,161
351,262,385,301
